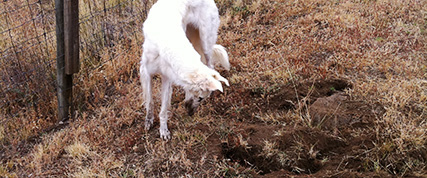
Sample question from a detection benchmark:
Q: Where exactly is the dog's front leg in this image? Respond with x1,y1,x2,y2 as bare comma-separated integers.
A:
140,65,154,131
159,76,172,140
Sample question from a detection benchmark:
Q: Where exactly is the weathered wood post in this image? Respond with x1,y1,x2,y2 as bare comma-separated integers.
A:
64,0,80,75
55,0,79,122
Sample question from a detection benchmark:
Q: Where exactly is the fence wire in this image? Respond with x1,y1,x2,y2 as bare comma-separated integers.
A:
0,0,150,123
0,0,57,121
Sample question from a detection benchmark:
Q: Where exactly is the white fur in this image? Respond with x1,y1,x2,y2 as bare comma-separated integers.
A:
213,44,230,70
140,0,229,140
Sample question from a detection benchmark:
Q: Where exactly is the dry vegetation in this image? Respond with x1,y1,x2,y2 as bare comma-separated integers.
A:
1,0,426,177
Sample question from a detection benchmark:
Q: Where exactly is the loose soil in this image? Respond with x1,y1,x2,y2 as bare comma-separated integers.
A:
204,78,406,177
136,78,423,177
116,78,393,177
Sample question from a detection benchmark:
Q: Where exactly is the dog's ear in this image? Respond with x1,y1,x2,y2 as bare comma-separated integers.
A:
205,75,224,92
204,73,230,92
189,69,229,92
213,74,229,86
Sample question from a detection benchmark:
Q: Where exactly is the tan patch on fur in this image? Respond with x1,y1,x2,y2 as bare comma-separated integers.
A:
186,24,206,64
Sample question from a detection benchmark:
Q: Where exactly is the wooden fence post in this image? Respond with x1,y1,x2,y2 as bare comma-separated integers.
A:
55,0,79,122
64,0,80,75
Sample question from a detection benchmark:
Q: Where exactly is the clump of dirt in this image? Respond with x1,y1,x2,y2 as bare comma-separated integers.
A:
266,78,352,111
243,78,353,114
309,92,385,130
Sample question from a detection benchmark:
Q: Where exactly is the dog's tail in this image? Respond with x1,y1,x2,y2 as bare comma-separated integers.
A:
212,45,230,70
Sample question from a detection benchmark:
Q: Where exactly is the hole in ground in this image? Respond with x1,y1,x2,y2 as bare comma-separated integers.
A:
221,141,325,175
220,126,351,175
221,143,282,175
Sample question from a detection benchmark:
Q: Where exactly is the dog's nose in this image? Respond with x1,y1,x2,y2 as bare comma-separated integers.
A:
197,97,204,102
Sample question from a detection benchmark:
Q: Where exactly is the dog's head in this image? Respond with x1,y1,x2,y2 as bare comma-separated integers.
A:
183,68,228,116
187,67,229,99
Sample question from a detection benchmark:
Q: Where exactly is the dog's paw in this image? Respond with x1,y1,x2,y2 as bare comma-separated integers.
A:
159,127,171,140
145,116,154,131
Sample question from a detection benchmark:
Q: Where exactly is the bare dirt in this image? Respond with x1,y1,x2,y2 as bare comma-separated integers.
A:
99,78,386,177
196,78,423,177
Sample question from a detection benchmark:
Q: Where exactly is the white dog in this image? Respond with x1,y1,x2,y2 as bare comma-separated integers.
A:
140,0,230,140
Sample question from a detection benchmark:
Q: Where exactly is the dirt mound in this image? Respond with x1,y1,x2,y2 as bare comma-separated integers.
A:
210,78,353,123
309,92,385,130
215,79,388,176
246,78,352,113
267,79,352,110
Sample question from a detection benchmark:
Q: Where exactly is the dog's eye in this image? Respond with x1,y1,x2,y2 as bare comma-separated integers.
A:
198,97,203,102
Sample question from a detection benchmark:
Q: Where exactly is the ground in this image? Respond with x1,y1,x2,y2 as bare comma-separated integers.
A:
0,0,426,177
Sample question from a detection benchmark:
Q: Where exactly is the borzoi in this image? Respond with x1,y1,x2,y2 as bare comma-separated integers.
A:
140,0,230,140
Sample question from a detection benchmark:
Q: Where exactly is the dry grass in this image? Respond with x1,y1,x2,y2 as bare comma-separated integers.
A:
0,0,57,147
1,0,426,177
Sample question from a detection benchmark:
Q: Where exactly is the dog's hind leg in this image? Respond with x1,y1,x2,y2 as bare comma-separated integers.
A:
140,54,154,131
159,76,172,140
198,14,220,69
200,30,216,69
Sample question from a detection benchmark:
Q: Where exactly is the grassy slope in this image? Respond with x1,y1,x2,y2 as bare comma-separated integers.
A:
1,0,426,177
